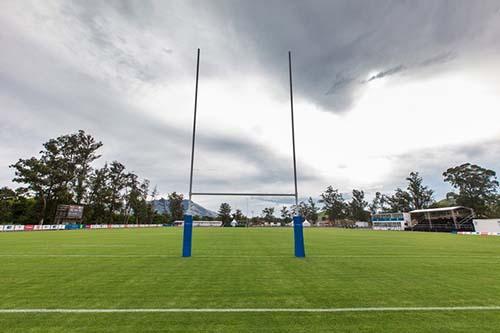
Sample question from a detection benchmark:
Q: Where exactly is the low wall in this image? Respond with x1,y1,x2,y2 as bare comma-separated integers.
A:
0,224,165,232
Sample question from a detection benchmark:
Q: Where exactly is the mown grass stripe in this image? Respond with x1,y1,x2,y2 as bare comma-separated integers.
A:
1,307,500,313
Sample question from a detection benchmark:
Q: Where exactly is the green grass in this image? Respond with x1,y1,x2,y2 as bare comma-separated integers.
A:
0,228,500,332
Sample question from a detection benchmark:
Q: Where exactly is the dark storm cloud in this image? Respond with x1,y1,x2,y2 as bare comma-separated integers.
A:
365,65,406,82
194,0,500,112
57,0,500,113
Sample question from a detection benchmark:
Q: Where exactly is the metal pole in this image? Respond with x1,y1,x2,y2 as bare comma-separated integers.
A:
288,51,298,207
289,51,305,258
188,48,200,213
183,48,199,257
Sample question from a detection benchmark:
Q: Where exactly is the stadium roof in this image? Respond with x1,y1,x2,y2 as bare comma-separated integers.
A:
410,206,467,214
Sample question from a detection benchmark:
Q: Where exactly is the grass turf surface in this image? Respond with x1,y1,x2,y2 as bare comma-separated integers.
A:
0,228,499,332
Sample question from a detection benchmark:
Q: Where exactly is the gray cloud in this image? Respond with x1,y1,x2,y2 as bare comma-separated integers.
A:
1,0,499,212
365,65,406,82
374,138,500,199
189,0,500,112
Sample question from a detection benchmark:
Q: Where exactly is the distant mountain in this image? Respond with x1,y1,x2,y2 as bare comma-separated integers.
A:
152,198,218,218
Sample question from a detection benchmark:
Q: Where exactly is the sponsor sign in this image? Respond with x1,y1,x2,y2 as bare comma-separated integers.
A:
24,225,34,231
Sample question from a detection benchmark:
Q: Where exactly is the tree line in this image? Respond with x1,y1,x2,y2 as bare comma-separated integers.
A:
1,131,499,225
218,166,499,225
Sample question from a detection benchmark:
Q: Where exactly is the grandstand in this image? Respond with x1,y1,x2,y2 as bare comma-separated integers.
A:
409,206,474,232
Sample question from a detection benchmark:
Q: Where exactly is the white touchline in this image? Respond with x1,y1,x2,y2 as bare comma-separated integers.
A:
0,254,499,258
0,307,499,313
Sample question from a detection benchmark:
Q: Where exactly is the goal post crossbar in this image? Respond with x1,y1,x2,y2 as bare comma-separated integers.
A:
191,192,296,197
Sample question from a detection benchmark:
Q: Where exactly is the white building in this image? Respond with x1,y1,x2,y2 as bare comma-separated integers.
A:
371,212,411,231
473,219,500,233
174,220,222,227
355,221,370,228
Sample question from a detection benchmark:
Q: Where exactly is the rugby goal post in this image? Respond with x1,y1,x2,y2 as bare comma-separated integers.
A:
183,49,305,258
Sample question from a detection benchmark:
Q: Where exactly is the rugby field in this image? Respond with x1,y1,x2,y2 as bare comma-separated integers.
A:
1,227,500,332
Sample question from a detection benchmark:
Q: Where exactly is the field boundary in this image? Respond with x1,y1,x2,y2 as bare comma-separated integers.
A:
1,254,499,259
1,306,499,313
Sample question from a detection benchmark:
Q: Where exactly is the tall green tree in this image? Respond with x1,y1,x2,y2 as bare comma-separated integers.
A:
406,172,434,209
369,192,388,214
348,189,369,221
386,188,412,212
319,186,346,222
218,203,232,226
87,164,110,223
168,192,184,222
280,206,292,224
443,163,499,217
232,209,245,221
0,187,16,223
11,157,52,224
298,197,319,223
262,207,275,222
107,161,127,222
70,131,102,204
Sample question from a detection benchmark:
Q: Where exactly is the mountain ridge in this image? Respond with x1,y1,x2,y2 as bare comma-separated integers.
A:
152,198,218,218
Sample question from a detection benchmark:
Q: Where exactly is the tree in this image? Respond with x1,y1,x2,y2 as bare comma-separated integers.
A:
218,203,232,226
443,163,499,217
406,172,434,209
87,164,110,224
298,197,319,223
348,189,369,221
168,192,184,222
232,209,245,221
369,192,388,214
262,207,275,222
386,188,412,212
64,131,102,204
107,161,127,222
11,157,52,224
280,206,292,224
0,187,16,223
319,186,346,222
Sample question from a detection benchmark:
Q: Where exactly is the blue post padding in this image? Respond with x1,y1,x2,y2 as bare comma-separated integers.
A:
293,215,306,257
182,215,193,257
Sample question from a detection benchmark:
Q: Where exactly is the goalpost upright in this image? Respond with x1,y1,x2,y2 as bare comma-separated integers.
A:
182,49,305,258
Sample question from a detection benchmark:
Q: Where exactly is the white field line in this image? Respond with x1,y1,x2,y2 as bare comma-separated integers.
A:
0,254,499,259
0,306,499,313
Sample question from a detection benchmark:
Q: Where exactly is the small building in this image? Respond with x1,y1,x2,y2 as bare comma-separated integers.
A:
473,219,500,234
230,219,238,227
371,212,411,231
302,220,311,227
355,221,370,228
173,220,222,227
409,206,474,232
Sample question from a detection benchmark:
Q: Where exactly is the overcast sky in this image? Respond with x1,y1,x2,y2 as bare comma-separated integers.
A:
1,0,500,213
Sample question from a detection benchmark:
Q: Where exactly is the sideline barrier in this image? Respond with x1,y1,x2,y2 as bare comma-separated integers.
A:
457,231,500,236
0,224,166,232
